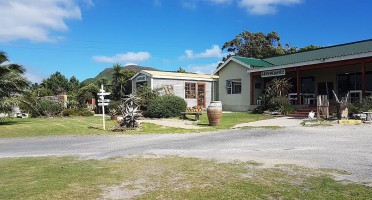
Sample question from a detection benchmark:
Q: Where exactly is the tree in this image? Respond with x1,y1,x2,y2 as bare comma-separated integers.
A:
0,52,29,98
298,45,322,52
76,83,99,108
111,64,137,100
42,71,69,94
222,30,322,60
222,31,286,59
0,51,29,118
112,64,122,100
96,77,109,87
266,78,293,97
120,69,137,95
177,67,186,73
69,76,80,92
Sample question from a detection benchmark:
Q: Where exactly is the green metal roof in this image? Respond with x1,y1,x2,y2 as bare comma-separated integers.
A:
263,39,372,66
232,56,272,67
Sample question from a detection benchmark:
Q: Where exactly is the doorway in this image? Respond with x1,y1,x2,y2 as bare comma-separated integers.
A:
197,83,205,108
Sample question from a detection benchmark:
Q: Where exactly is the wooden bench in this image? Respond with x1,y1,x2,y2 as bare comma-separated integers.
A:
180,112,202,121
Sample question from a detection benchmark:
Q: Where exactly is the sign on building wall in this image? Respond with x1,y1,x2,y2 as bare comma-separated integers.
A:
136,75,147,82
261,69,285,77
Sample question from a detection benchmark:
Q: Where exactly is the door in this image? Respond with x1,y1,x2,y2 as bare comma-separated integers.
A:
197,83,205,108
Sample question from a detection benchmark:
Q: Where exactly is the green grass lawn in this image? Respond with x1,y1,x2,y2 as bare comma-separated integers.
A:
0,116,117,138
0,156,370,200
0,113,272,138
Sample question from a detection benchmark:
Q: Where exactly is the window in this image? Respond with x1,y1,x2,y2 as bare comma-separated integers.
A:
226,80,241,94
301,77,315,93
337,72,362,95
185,82,196,98
254,82,261,89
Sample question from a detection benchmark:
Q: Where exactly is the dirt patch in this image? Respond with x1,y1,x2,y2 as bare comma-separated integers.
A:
101,179,152,200
233,117,303,128
139,118,206,129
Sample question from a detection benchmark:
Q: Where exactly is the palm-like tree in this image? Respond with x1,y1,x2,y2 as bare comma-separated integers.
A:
266,78,292,97
0,52,29,118
0,52,29,98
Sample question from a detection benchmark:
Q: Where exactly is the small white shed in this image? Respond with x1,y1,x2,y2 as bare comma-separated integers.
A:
131,70,219,108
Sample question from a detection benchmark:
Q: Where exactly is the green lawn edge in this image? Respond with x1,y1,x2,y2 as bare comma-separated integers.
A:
0,113,272,138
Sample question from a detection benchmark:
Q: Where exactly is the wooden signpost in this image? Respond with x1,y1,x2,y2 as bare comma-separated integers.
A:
97,85,110,130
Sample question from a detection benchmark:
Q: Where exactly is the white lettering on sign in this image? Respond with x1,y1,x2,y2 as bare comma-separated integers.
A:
261,69,285,77
136,75,147,82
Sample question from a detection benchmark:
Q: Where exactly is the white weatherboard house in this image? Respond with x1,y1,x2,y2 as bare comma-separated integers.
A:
131,70,219,108
214,39,372,111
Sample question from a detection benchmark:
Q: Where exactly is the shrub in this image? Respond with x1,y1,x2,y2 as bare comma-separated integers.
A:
77,84,99,109
38,88,54,97
62,108,75,116
37,100,63,117
272,96,294,115
252,94,276,114
75,109,94,116
136,85,159,111
252,104,276,114
0,97,16,121
347,98,372,117
347,103,361,115
108,100,121,116
361,98,372,112
148,95,187,118
62,108,94,117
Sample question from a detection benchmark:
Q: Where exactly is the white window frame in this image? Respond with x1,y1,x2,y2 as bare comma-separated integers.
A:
226,80,241,94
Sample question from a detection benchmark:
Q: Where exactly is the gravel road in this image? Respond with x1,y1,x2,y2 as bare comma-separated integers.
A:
0,124,371,183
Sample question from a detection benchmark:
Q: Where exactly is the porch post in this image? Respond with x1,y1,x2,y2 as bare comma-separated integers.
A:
362,61,366,98
296,67,300,105
250,73,254,105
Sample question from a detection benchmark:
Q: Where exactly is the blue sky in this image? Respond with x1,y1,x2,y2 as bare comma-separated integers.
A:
1,0,372,83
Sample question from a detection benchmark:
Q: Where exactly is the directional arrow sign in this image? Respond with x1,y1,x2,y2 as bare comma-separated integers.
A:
98,99,111,103
98,103,109,106
97,92,111,96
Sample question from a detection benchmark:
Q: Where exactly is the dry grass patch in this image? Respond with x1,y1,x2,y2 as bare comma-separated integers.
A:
0,156,370,200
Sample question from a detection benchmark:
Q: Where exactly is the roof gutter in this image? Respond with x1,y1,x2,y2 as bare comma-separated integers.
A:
151,75,218,81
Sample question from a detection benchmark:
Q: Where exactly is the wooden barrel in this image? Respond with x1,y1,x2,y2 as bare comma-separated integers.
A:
207,101,222,126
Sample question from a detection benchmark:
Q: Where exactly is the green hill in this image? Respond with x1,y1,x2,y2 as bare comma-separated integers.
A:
82,65,160,85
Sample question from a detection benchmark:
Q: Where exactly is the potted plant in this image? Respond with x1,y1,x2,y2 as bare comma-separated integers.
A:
109,106,120,120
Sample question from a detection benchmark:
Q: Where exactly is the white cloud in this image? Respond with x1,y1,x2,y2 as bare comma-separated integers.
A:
24,72,46,83
92,52,151,63
124,63,138,66
0,0,87,42
185,62,221,74
238,0,301,15
180,45,228,60
23,65,48,83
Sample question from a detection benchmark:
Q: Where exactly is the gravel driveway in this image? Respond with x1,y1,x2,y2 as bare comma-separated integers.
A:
0,124,371,184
